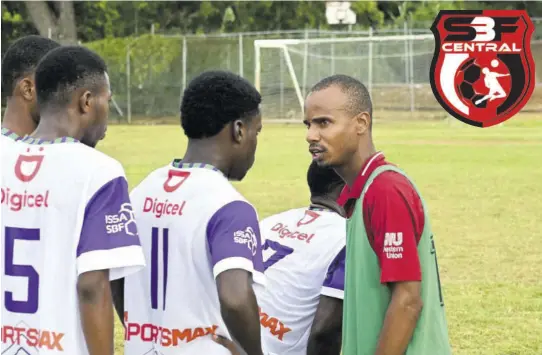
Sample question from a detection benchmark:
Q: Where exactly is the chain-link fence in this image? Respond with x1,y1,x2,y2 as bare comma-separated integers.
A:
84,19,542,122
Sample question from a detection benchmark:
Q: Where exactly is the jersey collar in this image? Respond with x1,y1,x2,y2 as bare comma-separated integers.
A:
171,159,221,173
337,151,386,205
1,127,21,141
308,206,335,213
18,135,78,144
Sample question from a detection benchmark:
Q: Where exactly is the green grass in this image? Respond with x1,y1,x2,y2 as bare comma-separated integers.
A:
100,114,542,355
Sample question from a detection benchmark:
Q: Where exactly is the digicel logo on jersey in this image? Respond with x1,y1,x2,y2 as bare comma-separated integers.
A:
142,197,186,218
0,187,50,211
124,312,218,346
2,324,64,351
271,223,315,244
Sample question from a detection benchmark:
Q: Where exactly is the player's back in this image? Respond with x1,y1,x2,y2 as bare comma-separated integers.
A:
256,207,346,355
1,136,144,354
125,161,265,354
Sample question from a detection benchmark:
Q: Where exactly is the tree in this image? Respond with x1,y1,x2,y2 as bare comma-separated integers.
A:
24,1,77,44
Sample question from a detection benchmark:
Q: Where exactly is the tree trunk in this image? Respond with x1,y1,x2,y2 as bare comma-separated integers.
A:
24,1,77,45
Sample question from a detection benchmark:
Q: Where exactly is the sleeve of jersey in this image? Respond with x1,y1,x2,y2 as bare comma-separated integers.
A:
206,200,266,286
321,247,345,299
76,176,146,280
364,182,422,284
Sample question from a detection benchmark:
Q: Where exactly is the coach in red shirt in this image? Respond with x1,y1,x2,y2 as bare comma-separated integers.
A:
303,74,451,355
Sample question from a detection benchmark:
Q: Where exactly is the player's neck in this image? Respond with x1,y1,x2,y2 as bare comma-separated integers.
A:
182,140,230,174
2,99,36,137
335,140,376,187
31,110,81,141
309,196,343,216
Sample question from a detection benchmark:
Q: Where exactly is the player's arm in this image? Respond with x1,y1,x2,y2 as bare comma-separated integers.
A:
365,179,424,355
77,270,114,355
307,296,343,354
217,270,261,355
77,173,145,353
110,278,124,324
307,247,345,355
208,200,265,355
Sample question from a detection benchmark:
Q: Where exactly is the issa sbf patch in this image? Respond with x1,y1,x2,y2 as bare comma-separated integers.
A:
429,10,535,128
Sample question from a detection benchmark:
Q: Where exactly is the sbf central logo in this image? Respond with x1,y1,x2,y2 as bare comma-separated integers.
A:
430,10,535,127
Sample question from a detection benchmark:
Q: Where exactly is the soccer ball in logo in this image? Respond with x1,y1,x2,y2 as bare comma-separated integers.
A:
455,57,511,110
455,58,487,108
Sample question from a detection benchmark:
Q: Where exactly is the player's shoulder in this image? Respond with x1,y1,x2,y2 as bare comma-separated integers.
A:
309,210,346,241
130,164,171,197
367,166,419,198
131,164,254,211
364,166,424,214
260,207,304,227
195,169,252,206
70,143,125,177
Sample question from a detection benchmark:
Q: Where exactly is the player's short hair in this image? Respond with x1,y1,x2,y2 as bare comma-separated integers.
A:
1,35,60,98
35,46,108,108
310,74,373,119
180,70,262,139
307,161,345,198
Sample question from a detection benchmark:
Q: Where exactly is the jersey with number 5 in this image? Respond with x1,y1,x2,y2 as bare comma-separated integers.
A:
255,208,346,355
1,136,146,355
124,161,266,355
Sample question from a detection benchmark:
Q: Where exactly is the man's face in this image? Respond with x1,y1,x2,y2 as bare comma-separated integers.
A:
303,86,361,167
81,73,111,148
230,112,262,181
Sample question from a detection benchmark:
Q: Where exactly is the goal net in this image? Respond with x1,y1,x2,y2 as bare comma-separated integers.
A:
254,34,437,121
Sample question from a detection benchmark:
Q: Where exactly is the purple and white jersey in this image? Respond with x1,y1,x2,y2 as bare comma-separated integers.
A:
0,136,145,354
255,207,345,355
124,161,266,355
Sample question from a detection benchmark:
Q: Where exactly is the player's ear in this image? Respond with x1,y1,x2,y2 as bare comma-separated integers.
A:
355,112,371,135
231,119,244,144
19,77,34,101
79,91,93,114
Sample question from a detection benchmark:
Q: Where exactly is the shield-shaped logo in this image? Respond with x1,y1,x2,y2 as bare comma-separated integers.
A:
430,10,535,128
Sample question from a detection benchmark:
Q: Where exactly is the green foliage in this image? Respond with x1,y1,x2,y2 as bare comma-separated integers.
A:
3,1,541,47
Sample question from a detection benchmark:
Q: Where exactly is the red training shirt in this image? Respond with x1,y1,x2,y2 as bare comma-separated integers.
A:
337,152,424,284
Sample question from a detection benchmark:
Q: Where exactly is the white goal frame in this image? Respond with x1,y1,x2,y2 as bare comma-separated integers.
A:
254,34,434,116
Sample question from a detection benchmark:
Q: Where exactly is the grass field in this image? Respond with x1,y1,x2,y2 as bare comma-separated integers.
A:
101,113,542,355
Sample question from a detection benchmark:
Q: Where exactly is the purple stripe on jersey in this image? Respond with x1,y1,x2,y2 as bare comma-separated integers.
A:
151,227,159,310
206,200,265,273
163,227,169,309
77,176,141,257
323,247,346,291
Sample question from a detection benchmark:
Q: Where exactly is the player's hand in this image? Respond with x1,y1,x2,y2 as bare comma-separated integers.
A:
212,334,242,355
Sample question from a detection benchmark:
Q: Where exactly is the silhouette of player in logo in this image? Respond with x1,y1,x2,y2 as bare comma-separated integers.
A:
474,59,511,106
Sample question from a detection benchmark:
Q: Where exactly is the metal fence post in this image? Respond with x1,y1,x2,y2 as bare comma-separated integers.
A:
368,27,373,98
239,33,244,77
408,25,415,113
126,46,131,124
182,36,187,93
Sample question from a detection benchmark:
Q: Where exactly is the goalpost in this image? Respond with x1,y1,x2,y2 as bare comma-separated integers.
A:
254,33,436,122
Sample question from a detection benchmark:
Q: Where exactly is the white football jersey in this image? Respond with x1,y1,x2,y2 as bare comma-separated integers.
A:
255,207,346,355
1,135,146,355
124,160,266,355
